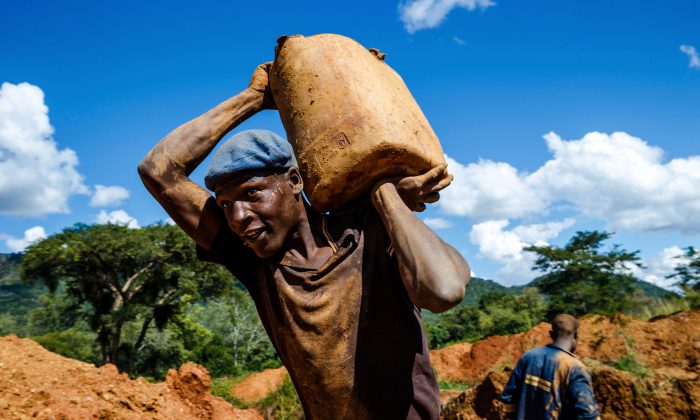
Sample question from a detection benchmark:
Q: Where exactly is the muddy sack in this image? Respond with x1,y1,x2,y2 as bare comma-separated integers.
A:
270,33,446,211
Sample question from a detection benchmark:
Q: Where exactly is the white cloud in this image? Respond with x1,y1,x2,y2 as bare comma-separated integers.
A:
441,131,700,234
2,226,47,252
680,44,700,69
626,246,689,290
96,209,140,229
399,0,495,33
0,82,88,216
533,132,700,234
423,217,454,229
441,156,546,220
164,217,176,226
90,185,130,208
453,36,467,46
469,218,575,285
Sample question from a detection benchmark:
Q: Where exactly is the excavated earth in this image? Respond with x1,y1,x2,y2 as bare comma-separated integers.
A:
437,309,700,419
0,335,261,420
2,309,698,419
230,366,288,405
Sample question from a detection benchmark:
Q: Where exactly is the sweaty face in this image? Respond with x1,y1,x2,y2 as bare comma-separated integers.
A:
214,169,302,259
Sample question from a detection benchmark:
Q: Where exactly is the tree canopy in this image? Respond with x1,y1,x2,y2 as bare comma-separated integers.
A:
21,223,235,372
525,230,641,317
667,246,700,307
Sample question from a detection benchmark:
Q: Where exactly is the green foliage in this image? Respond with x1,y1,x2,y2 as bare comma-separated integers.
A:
525,231,640,317
32,328,101,364
210,375,248,407
460,277,510,306
121,324,187,379
255,375,304,420
438,379,469,391
192,292,280,373
667,247,700,305
25,293,81,336
426,287,546,348
625,294,690,320
0,253,22,285
21,223,234,372
0,313,18,335
0,282,47,330
614,354,648,378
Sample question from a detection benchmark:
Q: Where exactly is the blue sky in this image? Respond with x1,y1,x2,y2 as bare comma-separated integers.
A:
1,0,699,287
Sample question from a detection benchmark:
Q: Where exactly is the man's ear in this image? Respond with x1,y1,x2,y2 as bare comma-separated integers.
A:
286,166,304,195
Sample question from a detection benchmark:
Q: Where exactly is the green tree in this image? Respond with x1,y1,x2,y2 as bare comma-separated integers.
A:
32,328,101,364
667,246,700,307
525,230,641,317
193,290,280,372
25,293,80,336
21,223,233,373
0,313,18,335
425,288,546,348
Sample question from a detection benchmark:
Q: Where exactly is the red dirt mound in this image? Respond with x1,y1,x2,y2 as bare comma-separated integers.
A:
0,335,261,420
434,309,700,384
230,366,288,404
431,343,472,383
438,309,700,419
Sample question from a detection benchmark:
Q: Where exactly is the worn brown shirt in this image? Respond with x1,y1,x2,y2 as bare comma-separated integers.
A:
197,205,440,419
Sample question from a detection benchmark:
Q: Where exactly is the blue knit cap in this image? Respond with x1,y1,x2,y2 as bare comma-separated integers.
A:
204,129,297,191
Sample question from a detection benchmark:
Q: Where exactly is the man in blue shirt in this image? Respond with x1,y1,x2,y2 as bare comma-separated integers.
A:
500,314,600,420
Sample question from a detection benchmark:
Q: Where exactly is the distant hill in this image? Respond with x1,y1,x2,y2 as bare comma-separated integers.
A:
454,274,679,309
462,277,509,305
0,253,23,285
0,253,46,325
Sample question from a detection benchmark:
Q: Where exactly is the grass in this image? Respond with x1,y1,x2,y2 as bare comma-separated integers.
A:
612,331,649,378
438,379,470,392
255,375,304,420
210,375,249,408
211,372,304,419
614,354,648,378
626,296,690,321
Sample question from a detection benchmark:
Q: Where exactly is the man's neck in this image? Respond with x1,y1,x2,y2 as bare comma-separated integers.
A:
551,338,574,353
283,203,334,269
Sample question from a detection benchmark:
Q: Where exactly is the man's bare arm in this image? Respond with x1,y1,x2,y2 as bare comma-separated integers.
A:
138,64,274,250
371,166,470,313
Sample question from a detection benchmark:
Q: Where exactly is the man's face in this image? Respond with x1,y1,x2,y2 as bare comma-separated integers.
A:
571,329,579,353
214,168,302,259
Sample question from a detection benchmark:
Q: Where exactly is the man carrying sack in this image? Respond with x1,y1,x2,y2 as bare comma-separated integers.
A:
138,62,470,419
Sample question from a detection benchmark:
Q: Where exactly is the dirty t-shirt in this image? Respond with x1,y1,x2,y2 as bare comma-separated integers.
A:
197,205,440,419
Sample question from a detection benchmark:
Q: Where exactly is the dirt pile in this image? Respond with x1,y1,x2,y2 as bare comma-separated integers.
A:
230,366,288,404
0,335,261,420
438,309,700,419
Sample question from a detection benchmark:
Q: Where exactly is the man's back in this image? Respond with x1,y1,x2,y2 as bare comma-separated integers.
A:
500,344,599,420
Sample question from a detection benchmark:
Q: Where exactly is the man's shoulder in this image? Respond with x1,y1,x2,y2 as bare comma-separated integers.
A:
521,345,550,359
326,202,382,236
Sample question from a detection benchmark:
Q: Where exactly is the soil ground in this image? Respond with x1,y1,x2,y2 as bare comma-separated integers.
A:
438,309,700,419
0,335,261,420
3,309,698,418
230,366,288,404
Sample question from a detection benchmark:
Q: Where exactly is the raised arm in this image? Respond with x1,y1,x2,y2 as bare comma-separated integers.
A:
138,63,274,250
371,165,470,313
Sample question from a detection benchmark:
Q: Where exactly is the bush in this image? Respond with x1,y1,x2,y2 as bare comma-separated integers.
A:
32,328,100,364
0,313,18,335
255,376,304,420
